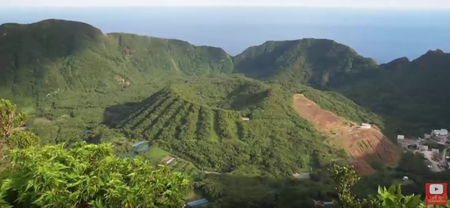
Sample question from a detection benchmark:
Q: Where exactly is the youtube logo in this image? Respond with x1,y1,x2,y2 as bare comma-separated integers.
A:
426,183,447,205
430,184,444,194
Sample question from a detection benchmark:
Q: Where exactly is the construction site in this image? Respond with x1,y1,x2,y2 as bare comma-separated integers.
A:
292,94,401,175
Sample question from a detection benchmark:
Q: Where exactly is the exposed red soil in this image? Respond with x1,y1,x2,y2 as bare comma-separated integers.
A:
293,94,400,175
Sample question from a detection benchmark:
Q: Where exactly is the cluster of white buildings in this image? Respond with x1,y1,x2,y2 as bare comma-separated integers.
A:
396,128,449,155
397,128,448,145
423,129,448,144
432,129,449,137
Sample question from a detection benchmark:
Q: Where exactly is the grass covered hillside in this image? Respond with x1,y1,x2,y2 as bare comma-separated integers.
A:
0,19,235,145
0,19,233,109
169,76,270,111
233,39,378,88
234,39,450,136
116,76,347,176
335,50,450,136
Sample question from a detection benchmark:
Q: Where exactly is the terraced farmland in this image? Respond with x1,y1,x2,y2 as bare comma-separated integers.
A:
117,79,343,176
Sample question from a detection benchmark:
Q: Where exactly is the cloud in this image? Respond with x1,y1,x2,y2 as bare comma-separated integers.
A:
1,0,449,9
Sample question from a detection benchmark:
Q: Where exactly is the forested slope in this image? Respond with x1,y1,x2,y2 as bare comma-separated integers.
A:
233,39,378,88
117,77,347,176
233,40,450,136
0,19,233,108
335,50,450,135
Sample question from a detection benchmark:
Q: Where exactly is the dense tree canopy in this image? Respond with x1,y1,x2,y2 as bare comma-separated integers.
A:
329,164,450,208
0,143,191,208
0,99,28,164
1,19,450,207
0,99,191,208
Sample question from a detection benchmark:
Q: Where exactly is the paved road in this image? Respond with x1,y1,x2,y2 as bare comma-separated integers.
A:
423,151,441,172
442,148,449,162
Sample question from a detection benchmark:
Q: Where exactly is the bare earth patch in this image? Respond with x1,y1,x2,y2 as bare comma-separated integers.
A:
293,94,400,175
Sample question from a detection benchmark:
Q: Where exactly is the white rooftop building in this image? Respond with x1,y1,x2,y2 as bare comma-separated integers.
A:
293,173,310,179
419,145,429,151
241,117,250,121
397,135,405,140
165,157,175,165
360,123,371,129
432,148,440,154
432,129,448,136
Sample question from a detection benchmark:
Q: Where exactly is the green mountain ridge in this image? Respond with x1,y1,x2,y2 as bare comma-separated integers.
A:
233,38,379,88
0,19,233,107
1,18,447,145
335,49,450,135
2,18,450,208
1,18,448,148
232,39,450,136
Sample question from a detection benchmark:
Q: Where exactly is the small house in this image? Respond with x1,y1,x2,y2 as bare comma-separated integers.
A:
241,117,250,121
397,135,405,143
432,129,448,136
403,176,409,181
293,172,310,179
136,145,150,152
121,152,138,158
185,198,209,207
360,123,371,129
132,141,148,147
419,145,429,151
432,148,440,154
313,200,334,207
166,157,175,165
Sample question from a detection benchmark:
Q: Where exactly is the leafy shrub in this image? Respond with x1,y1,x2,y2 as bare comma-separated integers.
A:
0,143,191,208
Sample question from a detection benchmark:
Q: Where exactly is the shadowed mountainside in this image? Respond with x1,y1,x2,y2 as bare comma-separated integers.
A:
112,77,349,176
0,19,233,107
335,50,450,136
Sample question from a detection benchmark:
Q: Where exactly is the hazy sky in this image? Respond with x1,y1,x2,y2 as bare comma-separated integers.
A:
2,0,450,9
